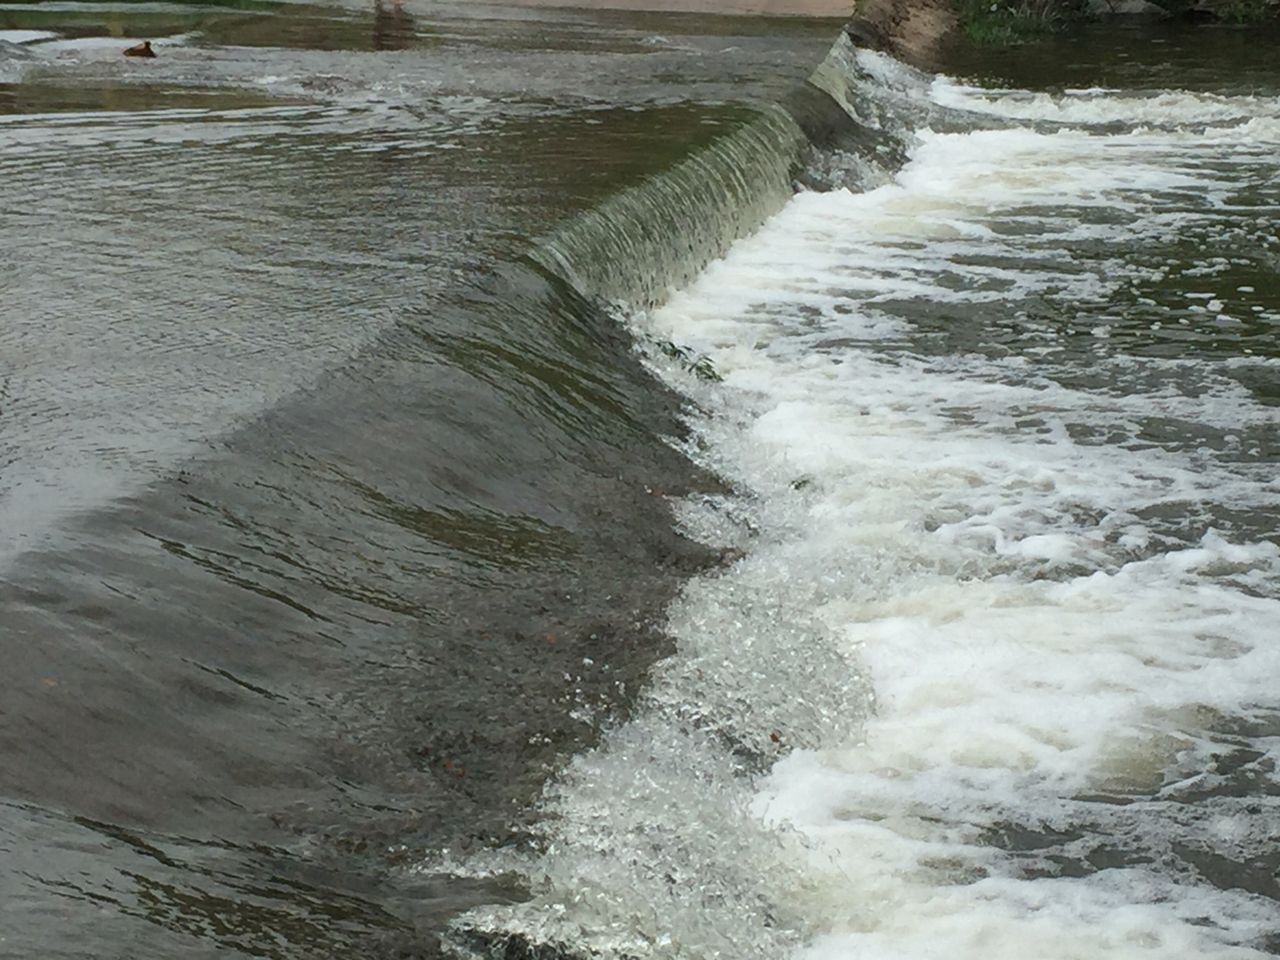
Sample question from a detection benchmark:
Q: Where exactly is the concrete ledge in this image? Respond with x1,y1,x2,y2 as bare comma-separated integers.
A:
497,0,853,18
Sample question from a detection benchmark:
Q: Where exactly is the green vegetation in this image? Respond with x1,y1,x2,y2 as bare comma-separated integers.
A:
1149,0,1279,20
654,339,722,383
1223,0,1279,20
956,0,1093,44
955,0,1280,39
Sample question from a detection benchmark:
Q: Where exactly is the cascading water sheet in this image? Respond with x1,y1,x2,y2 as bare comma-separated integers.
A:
449,50,1280,960
0,8,847,956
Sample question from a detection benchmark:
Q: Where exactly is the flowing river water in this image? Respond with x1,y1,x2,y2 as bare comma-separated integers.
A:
2,5,1278,959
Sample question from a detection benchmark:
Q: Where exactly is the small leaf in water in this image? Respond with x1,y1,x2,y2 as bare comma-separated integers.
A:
655,339,689,361
690,356,721,382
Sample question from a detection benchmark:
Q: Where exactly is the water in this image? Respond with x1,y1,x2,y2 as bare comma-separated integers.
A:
3,6,1278,959
0,5,839,956
443,29,1280,960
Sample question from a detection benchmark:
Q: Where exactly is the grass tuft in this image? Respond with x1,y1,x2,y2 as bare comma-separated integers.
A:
956,0,1093,44
1153,0,1280,20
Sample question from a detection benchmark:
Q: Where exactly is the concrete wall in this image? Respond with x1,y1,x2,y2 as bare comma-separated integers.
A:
499,0,854,18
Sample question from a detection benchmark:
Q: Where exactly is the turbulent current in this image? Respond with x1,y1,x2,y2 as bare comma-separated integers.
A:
2,5,1278,959
446,29,1280,960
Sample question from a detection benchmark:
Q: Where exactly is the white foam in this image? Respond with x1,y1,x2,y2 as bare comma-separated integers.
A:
17,30,199,64
930,79,1280,127
0,30,59,45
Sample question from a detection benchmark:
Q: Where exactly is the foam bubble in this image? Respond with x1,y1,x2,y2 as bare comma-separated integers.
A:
930,79,1280,128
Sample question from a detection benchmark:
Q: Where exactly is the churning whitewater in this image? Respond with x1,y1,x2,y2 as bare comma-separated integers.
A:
441,49,1280,960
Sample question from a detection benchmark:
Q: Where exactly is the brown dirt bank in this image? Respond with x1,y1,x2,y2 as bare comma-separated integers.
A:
847,0,958,64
